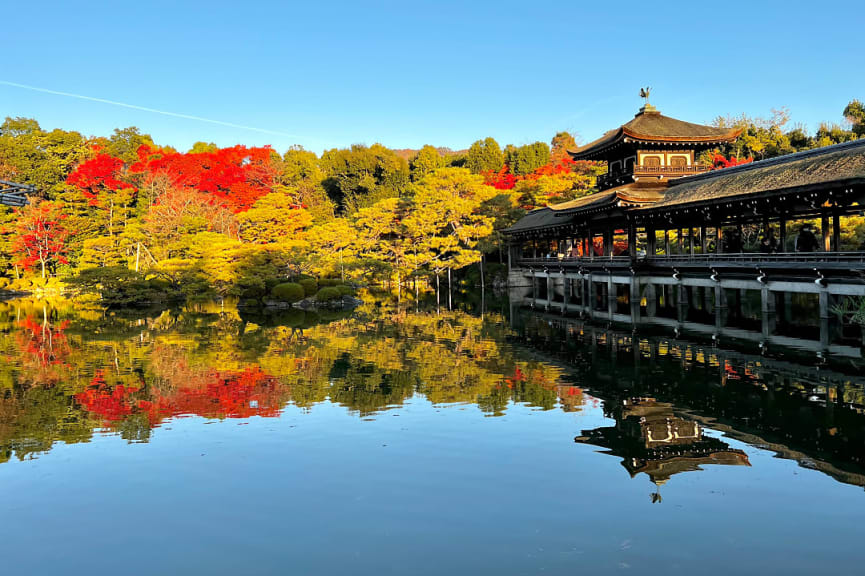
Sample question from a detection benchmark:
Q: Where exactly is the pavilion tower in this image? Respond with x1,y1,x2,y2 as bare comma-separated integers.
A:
568,103,741,191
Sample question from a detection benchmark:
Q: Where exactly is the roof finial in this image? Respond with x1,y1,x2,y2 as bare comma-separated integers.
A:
640,86,651,104
639,87,657,113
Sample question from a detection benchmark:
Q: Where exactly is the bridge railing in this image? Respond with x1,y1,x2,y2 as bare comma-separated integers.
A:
516,251,865,267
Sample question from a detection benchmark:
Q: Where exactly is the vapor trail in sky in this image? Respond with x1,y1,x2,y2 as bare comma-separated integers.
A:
0,80,296,138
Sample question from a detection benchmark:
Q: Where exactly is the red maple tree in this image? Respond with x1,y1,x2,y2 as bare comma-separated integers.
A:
10,201,70,278
712,153,754,169
130,144,278,213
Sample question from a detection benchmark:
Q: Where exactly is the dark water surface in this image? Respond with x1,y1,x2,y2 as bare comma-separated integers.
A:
1,298,864,575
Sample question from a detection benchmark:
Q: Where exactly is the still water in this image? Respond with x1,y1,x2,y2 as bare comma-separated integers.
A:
1,297,864,575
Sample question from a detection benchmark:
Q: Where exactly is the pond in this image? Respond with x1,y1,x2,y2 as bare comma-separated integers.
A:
1,297,864,575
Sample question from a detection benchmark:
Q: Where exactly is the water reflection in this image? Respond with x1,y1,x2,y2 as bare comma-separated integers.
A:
3,295,865,494
513,309,865,489
0,298,576,462
575,397,750,502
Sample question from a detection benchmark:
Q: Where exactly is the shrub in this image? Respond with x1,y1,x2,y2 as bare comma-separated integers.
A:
318,278,342,287
315,286,342,302
299,278,319,297
271,282,305,302
336,285,355,296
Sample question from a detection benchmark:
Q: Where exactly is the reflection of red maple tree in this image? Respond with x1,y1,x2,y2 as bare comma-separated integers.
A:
13,315,71,385
74,366,289,428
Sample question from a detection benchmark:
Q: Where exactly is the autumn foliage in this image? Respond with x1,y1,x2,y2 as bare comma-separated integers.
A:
129,144,278,213
65,152,133,205
711,153,754,169
9,201,70,278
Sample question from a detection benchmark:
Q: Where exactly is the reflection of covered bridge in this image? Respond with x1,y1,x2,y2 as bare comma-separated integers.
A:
505,105,865,356
0,180,33,207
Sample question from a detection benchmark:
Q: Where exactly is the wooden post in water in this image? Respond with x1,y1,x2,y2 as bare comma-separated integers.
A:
819,289,831,349
761,285,776,339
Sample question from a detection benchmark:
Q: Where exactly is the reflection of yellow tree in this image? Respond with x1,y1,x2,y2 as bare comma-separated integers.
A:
0,298,576,463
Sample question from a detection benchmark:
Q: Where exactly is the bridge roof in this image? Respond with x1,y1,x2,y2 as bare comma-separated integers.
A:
638,138,865,214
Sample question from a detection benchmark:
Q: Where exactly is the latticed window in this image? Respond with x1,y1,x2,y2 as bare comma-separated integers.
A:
670,156,687,168
643,156,661,168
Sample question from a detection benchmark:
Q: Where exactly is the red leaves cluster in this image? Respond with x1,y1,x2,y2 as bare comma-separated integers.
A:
712,153,754,169
130,144,277,213
484,166,518,190
75,366,287,427
64,144,278,214
65,154,133,205
482,158,594,190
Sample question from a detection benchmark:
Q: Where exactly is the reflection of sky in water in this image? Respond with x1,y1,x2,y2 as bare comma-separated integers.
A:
0,299,863,575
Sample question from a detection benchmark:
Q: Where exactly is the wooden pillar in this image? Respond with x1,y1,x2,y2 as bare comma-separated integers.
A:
586,273,594,320
647,226,656,257
645,283,657,318
779,216,787,252
664,230,671,255
821,212,831,252
700,226,707,254
604,229,613,257
677,282,687,323
561,277,568,315
628,225,637,258
704,285,713,313
531,273,537,307
546,274,553,311
607,275,616,318
833,211,841,251
761,285,776,339
819,290,831,349
588,229,594,261
677,228,683,254
783,292,793,324
714,285,727,332
688,227,695,257
736,223,744,252
630,276,641,323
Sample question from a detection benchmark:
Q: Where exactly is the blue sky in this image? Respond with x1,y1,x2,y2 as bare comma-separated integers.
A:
2,0,863,153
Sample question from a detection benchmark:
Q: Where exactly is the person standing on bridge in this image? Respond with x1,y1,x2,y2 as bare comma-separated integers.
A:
795,224,819,252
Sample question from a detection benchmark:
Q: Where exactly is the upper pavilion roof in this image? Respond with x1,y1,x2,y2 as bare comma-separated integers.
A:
568,105,741,160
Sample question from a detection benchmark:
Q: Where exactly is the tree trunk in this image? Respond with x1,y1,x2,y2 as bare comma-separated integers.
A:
448,268,452,310
436,273,440,314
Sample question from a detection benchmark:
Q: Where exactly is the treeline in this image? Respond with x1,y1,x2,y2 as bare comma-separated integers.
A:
0,100,862,306
0,117,601,305
707,100,865,161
